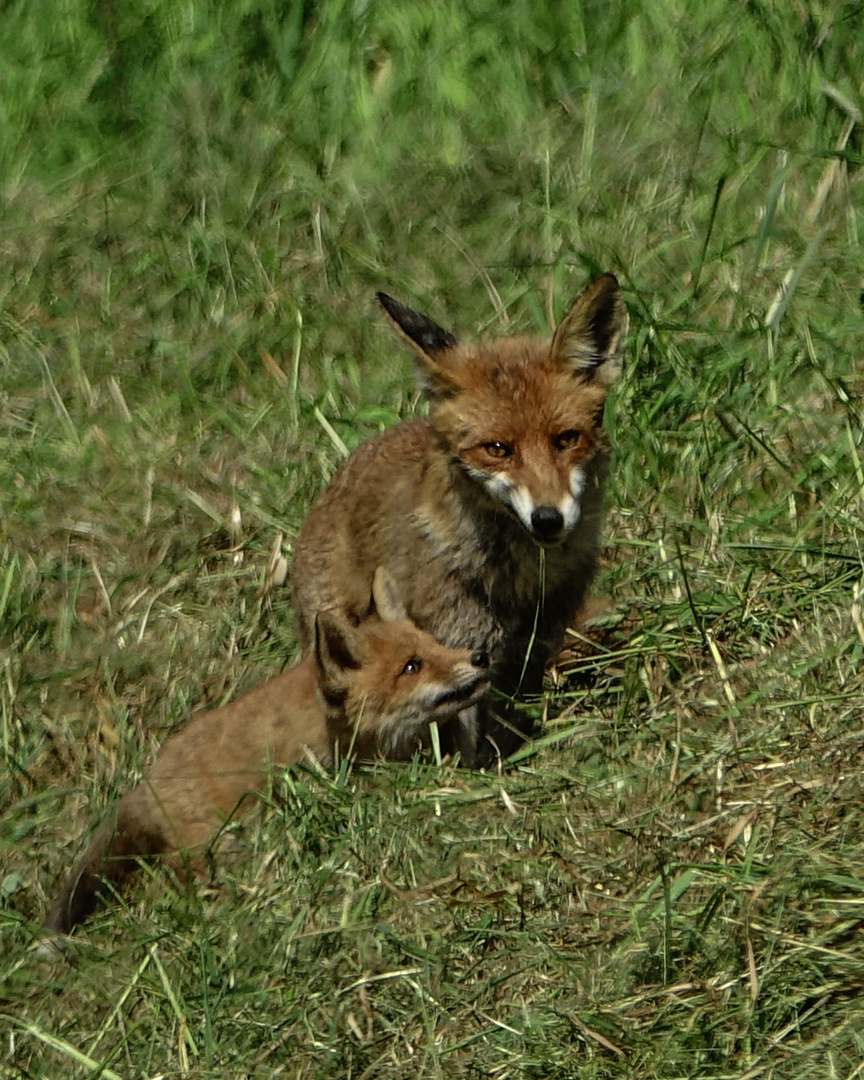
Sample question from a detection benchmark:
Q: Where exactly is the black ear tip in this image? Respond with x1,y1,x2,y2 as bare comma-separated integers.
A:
376,292,458,355
592,272,621,295
315,608,364,672
376,291,397,314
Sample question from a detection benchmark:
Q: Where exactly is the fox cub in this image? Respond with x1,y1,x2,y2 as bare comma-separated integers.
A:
292,274,627,767
45,568,489,937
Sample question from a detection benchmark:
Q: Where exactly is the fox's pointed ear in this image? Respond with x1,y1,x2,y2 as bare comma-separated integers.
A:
550,273,628,387
314,610,367,684
377,292,457,358
377,292,461,399
370,567,408,622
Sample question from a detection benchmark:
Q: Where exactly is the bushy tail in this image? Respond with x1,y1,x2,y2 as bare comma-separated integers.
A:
45,798,165,936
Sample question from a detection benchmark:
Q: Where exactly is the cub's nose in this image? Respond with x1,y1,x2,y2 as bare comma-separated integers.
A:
531,505,564,540
470,649,490,670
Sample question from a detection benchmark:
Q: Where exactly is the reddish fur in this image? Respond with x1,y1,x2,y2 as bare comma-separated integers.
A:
433,337,610,506
45,595,489,938
293,275,627,767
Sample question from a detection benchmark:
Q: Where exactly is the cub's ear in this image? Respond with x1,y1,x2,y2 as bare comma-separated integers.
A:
314,610,367,683
377,292,461,400
549,273,628,387
370,566,408,623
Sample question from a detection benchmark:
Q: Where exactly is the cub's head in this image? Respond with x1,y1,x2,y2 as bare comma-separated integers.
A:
378,275,627,546
314,568,490,760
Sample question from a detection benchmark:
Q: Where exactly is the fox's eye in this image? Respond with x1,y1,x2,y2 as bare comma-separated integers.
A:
401,656,423,675
482,441,513,460
553,430,582,451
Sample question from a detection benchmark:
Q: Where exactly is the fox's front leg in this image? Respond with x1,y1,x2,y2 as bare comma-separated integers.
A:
452,697,534,769
452,704,481,768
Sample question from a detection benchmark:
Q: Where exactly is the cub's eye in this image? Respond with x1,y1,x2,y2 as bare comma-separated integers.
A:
482,441,513,460
401,656,423,676
553,430,582,452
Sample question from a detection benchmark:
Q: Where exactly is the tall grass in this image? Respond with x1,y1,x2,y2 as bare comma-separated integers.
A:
2,1,863,1077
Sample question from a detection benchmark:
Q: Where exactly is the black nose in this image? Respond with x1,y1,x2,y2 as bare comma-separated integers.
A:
470,649,490,670
530,505,564,540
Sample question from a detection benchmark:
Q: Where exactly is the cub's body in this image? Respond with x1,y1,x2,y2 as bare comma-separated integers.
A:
46,572,489,937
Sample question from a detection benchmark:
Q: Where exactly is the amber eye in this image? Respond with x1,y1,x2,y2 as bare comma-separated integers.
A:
482,441,513,460
401,657,423,675
553,430,582,451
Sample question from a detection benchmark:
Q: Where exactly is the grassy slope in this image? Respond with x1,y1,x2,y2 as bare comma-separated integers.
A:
2,1,863,1076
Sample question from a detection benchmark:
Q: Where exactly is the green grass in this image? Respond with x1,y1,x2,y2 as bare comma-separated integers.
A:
2,0,864,1076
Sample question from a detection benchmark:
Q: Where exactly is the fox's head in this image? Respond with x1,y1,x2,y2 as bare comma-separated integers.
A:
314,568,490,760
378,274,627,547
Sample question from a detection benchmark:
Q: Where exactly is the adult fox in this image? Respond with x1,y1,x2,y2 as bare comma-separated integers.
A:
45,569,489,938
292,274,627,767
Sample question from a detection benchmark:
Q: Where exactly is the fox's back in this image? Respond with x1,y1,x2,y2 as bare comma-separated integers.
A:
130,663,325,843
